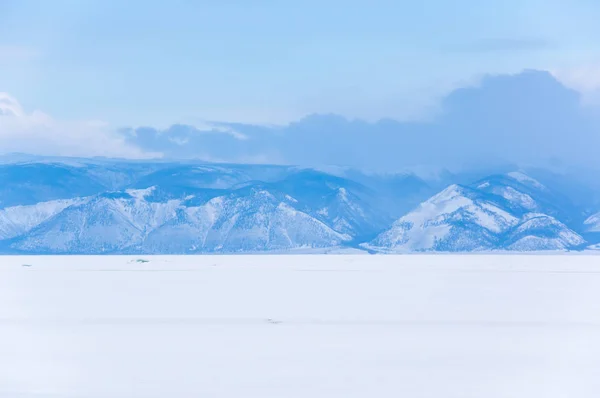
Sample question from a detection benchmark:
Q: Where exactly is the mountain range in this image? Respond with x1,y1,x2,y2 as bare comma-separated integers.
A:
1,155,600,254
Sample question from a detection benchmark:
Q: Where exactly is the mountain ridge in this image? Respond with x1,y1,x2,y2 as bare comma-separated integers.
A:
0,159,597,253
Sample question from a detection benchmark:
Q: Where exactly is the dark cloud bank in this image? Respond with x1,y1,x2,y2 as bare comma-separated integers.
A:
119,70,600,172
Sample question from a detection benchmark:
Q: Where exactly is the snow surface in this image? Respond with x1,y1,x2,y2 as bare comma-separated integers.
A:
2,255,600,397
506,171,546,190
0,199,82,240
497,186,537,210
507,214,586,251
584,212,600,232
369,185,519,251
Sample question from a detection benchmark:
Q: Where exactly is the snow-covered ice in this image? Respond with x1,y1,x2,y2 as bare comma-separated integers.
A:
2,254,600,397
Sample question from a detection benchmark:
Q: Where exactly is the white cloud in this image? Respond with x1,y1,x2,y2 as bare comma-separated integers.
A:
0,92,25,117
0,92,160,159
192,121,248,140
210,124,248,140
550,65,600,104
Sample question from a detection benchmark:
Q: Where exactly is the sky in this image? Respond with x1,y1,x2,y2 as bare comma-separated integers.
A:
2,0,600,125
1,0,600,169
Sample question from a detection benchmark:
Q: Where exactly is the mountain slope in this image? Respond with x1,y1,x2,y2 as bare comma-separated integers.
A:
0,198,83,240
6,186,351,254
143,188,350,253
506,213,585,251
263,170,392,240
0,163,107,207
8,190,181,254
367,184,518,252
471,171,581,226
369,172,586,252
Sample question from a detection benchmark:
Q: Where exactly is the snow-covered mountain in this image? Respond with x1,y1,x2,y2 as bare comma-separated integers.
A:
366,184,516,252
0,198,84,240
367,172,587,252
7,186,351,254
0,159,597,253
260,170,394,241
505,213,585,251
142,187,351,254
470,171,582,227
0,165,378,254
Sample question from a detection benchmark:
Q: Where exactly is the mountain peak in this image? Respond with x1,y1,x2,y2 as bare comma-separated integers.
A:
427,184,469,203
368,169,586,252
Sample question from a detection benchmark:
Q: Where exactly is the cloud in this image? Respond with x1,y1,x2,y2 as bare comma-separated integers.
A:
0,92,158,159
550,65,600,105
0,92,25,116
118,123,265,163
196,122,248,140
450,37,553,53
5,69,599,171
433,70,594,165
120,70,600,171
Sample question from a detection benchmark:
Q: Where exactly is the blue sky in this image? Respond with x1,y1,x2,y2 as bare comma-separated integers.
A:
2,0,600,127
2,0,600,171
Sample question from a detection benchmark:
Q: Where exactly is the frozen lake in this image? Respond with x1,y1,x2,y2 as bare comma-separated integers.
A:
2,255,600,397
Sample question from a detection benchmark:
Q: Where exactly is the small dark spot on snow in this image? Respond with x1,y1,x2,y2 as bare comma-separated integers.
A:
135,259,150,263
21,264,32,267
266,318,281,324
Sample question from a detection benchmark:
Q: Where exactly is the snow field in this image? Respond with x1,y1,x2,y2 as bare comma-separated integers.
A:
2,254,600,397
